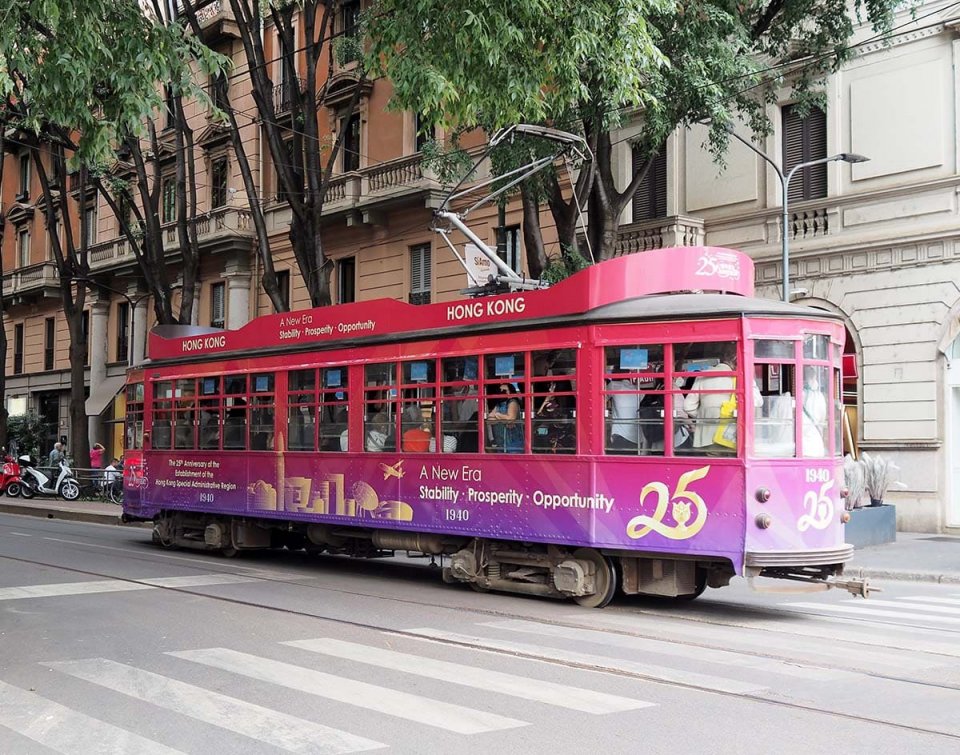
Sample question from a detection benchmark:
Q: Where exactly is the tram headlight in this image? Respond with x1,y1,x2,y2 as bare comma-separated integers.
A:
841,511,851,524
840,487,850,498
755,487,771,503
755,513,773,529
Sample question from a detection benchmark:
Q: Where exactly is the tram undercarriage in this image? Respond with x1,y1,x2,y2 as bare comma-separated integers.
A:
144,510,742,607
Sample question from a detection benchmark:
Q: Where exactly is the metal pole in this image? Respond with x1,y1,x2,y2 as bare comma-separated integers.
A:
782,176,790,303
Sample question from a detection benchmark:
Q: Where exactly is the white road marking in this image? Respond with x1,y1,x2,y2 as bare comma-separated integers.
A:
403,628,767,694
286,637,653,714
783,602,960,625
7,532,32,537
0,679,182,755
49,659,384,754
0,574,256,601
170,647,527,734
845,598,960,616
481,619,849,681
897,596,960,608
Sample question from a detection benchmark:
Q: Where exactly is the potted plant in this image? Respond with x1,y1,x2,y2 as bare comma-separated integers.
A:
861,452,905,506
842,455,867,511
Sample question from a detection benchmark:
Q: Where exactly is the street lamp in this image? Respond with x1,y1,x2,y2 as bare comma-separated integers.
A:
725,127,868,302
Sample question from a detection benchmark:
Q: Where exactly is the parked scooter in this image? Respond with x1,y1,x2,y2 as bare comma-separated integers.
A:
0,454,22,498
18,455,81,501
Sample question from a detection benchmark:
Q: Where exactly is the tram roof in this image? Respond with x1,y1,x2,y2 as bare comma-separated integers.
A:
147,247,840,365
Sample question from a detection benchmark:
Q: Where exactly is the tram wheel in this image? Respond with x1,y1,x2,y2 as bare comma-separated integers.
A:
572,548,617,608
220,546,239,558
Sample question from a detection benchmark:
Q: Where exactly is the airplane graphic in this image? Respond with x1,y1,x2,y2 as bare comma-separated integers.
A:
379,459,405,480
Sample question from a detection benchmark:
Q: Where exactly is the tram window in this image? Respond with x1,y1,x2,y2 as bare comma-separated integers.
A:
125,383,144,451
801,365,829,458
288,369,317,451
223,397,247,449
199,397,221,450
320,367,349,452
484,352,525,381
833,367,843,456
224,374,246,395
250,396,275,450
174,380,197,449
675,342,738,456
152,407,173,450
604,345,665,456
753,360,796,458
803,334,830,360
155,381,175,400
532,349,577,454
441,356,479,453
754,340,795,359
365,362,397,452
251,373,274,393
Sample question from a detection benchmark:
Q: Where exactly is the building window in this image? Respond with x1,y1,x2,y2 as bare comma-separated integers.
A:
409,243,431,305
211,282,226,329
631,146,667,222
162,178,176,223
17,154,30,201
211,157,228,209
340,112,360,172
414,112,432,152
17,228,30,268
499,225,522,274
44,317,55,371
341,0,361,38
13,324,24,375
275,270,290,311
81,310,89,367
116,302,130,363
84,204,97,247
164,86,176,129
782,104,827,202
211,72,229,111
337,257,356,304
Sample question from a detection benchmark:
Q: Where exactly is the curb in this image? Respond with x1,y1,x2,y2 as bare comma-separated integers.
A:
0,502,123,527
851,566,960,585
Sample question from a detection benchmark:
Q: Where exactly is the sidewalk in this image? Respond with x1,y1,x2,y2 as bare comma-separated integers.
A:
0,497,957,584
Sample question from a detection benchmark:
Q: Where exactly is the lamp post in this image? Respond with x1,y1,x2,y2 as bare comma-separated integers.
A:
725,128,868,302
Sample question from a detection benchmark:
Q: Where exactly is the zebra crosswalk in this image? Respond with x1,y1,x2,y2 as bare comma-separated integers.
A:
2,588,959,751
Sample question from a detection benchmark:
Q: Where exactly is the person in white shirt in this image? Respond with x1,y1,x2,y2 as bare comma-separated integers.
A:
683,346,762,451
801,366,829,457
607,377,640,453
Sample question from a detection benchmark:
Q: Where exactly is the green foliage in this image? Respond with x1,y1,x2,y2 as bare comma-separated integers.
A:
7,411,46,458
366,0,666,131
541,245,591,284
419,137,474,186
0,1,226,164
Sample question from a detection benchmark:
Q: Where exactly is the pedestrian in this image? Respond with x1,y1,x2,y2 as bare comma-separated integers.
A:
90,442,105,469
48,442,65,468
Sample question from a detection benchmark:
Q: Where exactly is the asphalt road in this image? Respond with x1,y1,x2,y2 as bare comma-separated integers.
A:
1,512,959,754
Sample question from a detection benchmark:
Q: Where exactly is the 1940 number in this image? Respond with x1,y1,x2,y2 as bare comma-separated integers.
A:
805,468,831,484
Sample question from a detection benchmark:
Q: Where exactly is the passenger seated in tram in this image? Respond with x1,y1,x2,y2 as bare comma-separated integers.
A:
534,379,575,453
402,422,432,452
606,376,640,454
486,383,523,453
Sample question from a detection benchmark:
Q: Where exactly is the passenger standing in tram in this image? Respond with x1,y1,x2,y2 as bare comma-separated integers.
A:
672,377,694,450
802,366,828,457
607,377,640,453
535,379,575,453
683,345,761,453
487,383,523,453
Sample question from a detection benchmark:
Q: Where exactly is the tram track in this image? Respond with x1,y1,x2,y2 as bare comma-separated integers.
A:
2,535,960,742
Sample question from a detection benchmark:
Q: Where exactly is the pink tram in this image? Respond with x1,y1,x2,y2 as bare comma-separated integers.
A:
122,246,868,607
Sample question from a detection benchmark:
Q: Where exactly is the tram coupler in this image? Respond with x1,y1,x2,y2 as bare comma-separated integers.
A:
748,569,879,597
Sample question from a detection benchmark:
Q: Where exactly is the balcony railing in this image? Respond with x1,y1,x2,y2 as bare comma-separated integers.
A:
365,154,424,193
614,215,706,256
272,77,305,115
1,261,60,300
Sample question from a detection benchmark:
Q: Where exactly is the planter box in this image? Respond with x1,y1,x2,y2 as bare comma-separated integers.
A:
845,504,896,548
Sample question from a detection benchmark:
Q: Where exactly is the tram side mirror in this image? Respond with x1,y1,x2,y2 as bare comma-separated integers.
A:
143,431,151,450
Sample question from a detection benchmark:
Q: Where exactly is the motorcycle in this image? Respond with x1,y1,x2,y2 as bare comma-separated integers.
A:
0,454,22,498
18,455,81,501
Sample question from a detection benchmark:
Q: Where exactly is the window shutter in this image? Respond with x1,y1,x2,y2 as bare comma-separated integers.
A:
410,244,431,305
211,283,225,328
632,146,667,221
782,104,827,202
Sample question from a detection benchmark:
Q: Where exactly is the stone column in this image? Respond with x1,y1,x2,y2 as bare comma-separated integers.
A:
128,284,149,366
224,256,252,329
87,299,110,446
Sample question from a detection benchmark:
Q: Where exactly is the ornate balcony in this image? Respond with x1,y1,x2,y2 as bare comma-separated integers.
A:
192,1,240,43
614,215,706,256
1,261,60,304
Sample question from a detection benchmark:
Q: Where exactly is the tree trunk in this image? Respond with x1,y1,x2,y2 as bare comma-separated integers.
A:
0,121,8,453
520,185,549,279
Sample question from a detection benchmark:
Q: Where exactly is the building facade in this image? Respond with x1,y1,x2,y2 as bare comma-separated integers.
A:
3,2,958,532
